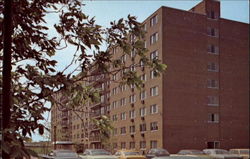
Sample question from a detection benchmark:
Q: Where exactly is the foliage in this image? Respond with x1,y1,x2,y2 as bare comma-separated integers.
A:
92,115,113,149
0,0,166,157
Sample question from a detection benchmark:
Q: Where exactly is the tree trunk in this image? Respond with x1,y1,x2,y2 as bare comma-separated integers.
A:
2,0,13,158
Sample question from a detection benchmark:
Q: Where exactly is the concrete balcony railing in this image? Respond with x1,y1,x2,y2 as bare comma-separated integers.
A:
89,136,101,143
90,111,101,118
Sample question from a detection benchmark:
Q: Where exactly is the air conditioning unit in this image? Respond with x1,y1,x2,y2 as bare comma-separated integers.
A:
141,133,145,137
131,118,134,122
141,100,145,104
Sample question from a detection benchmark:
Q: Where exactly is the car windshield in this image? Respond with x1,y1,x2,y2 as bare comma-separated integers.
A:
91,149,111,155
56,151,78,157
240,150,249,155
124,152,140,156
215,150,229,154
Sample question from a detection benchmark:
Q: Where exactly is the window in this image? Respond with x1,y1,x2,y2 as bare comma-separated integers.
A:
150,70,158,79
140,74,147,81
150,50,158,60
113,128,117,135
120,84,127,92
150,32,158,45
207,141,220,149
120,98,126,106
129,110,136,119
129,125,135,133
112,114,118,121
207,62,219,72
121,142,126,149
207,27,219,37
140,107,147,117
207,96,219,106
121,127,126,134
130,50,136,58
150,104,158,114
112,101,117,109
112,87,118,95
100,95,105,103
130,142,135,149
150,86,159,96
150,15,158,27
140,60,145,67
207,79,219,89
129,94,136,103
121,112,126,120
121,54,126,63
208,113,219,123
113,74,117,80
140,91,147,100
140,141,146,149
207,10,218,20
144,41,147,48
140,123,147,132
130,84,135,89
207,44,219,54
130,65,136,72
150,141,157,148
150,122,158,131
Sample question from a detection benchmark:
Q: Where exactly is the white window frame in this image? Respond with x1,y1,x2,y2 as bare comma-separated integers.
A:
150,15,158,27
121,112,126,120
208,113,219,123
207,96,219,106
140,90,147,100
150,32,158,45
129,94,136,103
150,104,158,114
140,107,147,117
150,86,159,96
129,109,136,119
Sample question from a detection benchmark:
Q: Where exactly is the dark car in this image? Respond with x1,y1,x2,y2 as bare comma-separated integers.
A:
146,148,170,159
40,149,81,159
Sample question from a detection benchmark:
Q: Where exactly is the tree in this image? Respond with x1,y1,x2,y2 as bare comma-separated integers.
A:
1,0,166,158
92,115,113,150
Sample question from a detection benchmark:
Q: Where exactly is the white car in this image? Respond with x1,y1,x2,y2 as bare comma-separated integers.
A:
79,149,118,159
203,149,243,159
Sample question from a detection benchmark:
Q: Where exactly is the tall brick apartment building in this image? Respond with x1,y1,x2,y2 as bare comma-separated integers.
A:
51,0,249,153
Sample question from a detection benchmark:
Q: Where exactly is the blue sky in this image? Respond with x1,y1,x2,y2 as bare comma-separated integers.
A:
32,0,249,141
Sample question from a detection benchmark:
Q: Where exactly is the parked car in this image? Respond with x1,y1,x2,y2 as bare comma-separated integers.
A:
174,149,212,158
229,149,250,159
79,149,117,159
146,148,170,159
40,149,82,159
203,149,243,159
114,150,146,159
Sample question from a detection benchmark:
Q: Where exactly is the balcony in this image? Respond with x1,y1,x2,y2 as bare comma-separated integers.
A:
89,135,101,143
90,111,101,118
89,124,100,131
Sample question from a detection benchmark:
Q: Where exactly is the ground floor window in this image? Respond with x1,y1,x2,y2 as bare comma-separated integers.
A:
207,141,220,148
